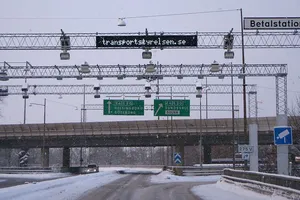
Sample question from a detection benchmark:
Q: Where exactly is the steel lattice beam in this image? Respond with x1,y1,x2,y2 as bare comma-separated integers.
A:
276,75,288,115
0,84,257,95
83,104,240,112
0,32,299,50
0,62,287,79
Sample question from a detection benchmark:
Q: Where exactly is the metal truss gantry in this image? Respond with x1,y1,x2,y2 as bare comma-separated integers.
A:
1,84,257,95
0,83,256,120
0,62,287,79
0,32,299,50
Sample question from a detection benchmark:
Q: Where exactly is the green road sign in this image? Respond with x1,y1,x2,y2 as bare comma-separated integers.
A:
103,99,144,116
154,99,190,116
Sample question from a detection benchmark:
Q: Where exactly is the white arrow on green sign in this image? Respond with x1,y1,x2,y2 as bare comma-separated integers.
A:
103,99,144,116
153,99,190,116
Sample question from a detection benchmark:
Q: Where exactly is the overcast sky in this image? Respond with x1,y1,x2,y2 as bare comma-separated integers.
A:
0,0,299,124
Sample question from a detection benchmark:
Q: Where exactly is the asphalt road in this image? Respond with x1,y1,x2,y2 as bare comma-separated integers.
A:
80,174,213,200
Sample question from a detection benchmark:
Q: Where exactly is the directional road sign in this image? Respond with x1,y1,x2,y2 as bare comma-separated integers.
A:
154,99,190,116
103,99,144,116
238,145,254,153
174,153,182,164
274,126,293,145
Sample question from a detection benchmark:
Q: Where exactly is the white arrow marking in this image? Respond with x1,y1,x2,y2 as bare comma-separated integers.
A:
107,101,112,114
155,103,163,116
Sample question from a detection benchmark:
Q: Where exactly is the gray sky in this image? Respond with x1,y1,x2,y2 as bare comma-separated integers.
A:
0,0,300,124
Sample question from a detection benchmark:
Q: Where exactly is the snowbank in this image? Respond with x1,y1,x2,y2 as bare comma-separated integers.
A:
0,171,125,200
150,170,221,183
191,179,289,200
0,173,72,180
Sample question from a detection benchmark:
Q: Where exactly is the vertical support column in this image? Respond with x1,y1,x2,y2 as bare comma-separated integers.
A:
276,74,288,175
175,142,185,166
203,144,212,164
41,147,49,168
63,147,70,168
249,124,258,171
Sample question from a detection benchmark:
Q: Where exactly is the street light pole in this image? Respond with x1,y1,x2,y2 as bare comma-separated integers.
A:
205,77,208,119
240,8,247,136
42,98,46,168
231,63,236,169
199,95,203,168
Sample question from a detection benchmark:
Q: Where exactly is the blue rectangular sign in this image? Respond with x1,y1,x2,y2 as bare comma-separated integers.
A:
274,126,293,145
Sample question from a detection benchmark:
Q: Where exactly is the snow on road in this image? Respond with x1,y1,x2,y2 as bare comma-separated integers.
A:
99,167,162,174
192,179,289,200
150,170,221,183
0,171,126,200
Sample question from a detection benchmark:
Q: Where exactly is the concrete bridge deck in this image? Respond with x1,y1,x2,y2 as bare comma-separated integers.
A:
0,117,281,148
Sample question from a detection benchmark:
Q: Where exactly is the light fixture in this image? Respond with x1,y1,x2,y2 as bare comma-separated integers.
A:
145,62,156,73
145,82,151,98
196,82,203,98
145,90,151,98
0,86,8,97
118,18,126,27
76,76,83,80
94,83,100,98
177,75,183,79
21,83,29,99
60,29,71,60
60,51,70,60
117,74,124,80
210,61,220,73
197,75,204,79
218,74,225,79
136,75,143,80
238,73,246,79
58,94,63,99
0,71,8,81
56,75,63,80
142,49,152,59
80,62,91,74
224,51,234,59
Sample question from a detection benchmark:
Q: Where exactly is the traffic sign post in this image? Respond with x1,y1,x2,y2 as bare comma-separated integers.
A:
153,99,190,117
274,126,293,145
103,99,144,115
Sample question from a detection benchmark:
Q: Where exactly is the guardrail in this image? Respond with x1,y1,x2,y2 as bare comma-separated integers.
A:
168,165,245,176
223,168,300,198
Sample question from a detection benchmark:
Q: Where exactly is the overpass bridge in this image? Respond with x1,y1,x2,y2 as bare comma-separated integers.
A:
1,116,297,168
0,117,278,149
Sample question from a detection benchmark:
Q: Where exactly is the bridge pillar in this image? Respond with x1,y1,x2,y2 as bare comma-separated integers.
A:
41,147,49,168
62,147,70,168
175,142,185,166
203,144,212,164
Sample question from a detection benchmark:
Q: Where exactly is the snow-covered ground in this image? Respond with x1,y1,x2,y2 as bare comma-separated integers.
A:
0,171,126,200
150,170,221,183
192,179,290,200
0,173,72,180
99,167,162,174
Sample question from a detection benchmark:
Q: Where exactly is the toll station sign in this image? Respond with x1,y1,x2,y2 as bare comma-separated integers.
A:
244,17,300,30
96,35,198,48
